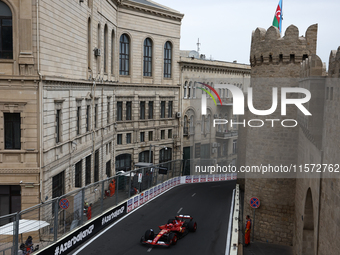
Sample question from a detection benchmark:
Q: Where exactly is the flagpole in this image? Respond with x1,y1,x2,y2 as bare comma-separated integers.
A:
281,0,283,35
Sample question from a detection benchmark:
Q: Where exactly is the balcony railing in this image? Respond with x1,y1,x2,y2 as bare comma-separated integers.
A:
216,130,238,139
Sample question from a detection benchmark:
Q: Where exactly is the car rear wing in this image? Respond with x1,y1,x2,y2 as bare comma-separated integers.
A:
175,215,193,220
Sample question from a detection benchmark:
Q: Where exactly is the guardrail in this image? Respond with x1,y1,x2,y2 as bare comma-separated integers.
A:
0,160,183,255
229,184,240,255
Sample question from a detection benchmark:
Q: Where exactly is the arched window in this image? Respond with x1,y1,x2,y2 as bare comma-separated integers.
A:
97,23,101,72
205,114,211,133
183,115,188,135
143,38,152,76
160,148,172,163
0,1,13,59
115,154,131,171
189,116,194,134
184,81,187,98
87,18,91,69
139,150,153,163
188,81,192,98
159,148,172,170
119,34,130,75
164,41,172,78
111,30,114,74
104,24,108,73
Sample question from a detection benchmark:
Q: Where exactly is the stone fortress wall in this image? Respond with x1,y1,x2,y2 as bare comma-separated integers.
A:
241,23,340,254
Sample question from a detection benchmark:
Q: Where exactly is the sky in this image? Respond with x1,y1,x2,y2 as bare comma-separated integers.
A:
154,0,340,68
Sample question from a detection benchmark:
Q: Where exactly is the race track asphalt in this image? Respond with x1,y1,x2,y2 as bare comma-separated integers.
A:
70,180,236,255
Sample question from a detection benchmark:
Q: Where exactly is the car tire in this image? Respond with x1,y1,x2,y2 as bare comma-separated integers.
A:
187,221,197,232
167,218,175,224
168,233,177,245
144,229,154,240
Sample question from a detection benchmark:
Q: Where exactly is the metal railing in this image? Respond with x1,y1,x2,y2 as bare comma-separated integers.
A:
216,130,238,139
0,160,183,255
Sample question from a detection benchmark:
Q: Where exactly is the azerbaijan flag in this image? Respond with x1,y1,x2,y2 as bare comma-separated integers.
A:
272,0,283,33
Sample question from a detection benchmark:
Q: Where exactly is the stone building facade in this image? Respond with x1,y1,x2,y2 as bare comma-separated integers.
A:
240,24,318,246
240,23,340,255
0,0,183,216
0,0,40,216
294,50,340,255
179,51,250,173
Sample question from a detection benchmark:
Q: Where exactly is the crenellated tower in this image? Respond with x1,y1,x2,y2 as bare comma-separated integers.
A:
241,24,318,246
250,24,317,72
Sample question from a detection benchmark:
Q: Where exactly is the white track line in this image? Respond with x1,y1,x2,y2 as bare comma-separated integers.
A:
177,207,183,214
73,186,176,254
192,193,196,197
147,247,152,252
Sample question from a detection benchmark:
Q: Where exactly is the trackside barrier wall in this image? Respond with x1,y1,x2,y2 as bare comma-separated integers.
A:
126,173,237,213
229,184,240,255
35,173,237,255
0,160,181,255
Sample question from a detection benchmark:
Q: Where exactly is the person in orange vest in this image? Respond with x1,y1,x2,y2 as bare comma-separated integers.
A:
87,203,92,220
245,215,252,247
109,179,116,197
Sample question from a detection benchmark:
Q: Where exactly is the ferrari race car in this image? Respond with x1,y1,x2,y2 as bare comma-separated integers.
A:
140,215,197,247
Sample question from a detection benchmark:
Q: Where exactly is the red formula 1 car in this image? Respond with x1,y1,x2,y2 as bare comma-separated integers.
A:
140,215,197,247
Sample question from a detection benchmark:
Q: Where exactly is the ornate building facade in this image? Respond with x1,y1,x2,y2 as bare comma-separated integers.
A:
179,51,250,173
0,0,183,216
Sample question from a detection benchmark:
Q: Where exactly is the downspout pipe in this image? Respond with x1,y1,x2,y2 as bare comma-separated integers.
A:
37,0,43,202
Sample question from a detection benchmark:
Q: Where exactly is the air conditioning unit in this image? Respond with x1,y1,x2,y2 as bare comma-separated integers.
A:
176,112,181,118
217,143,221,147
212,148,217,154
212,142,217,148
94,48,101,57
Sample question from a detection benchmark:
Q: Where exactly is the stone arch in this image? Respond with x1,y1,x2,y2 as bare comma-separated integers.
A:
302,188,315,255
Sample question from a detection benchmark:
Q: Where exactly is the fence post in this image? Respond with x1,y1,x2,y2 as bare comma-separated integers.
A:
147,168,151,189
116,176,119,205
172,161,174,178
182,159,185,176
128,171,132,199
53,198,59,242
100,180,104,212
139,169,143,192
151,168,154,187
166,165,169,181
80,188,85,226
13,212,19,255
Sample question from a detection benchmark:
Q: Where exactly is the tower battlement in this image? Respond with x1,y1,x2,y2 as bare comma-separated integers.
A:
328,46,340,77
250,24,318,67
300,54,324,78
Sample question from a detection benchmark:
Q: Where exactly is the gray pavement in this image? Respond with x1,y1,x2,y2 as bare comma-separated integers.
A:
243,241,293,255
71,181,236,255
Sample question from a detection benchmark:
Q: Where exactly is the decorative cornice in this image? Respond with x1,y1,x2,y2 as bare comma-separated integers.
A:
180,58,251,75
0,169,40,174
120,0,184,21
